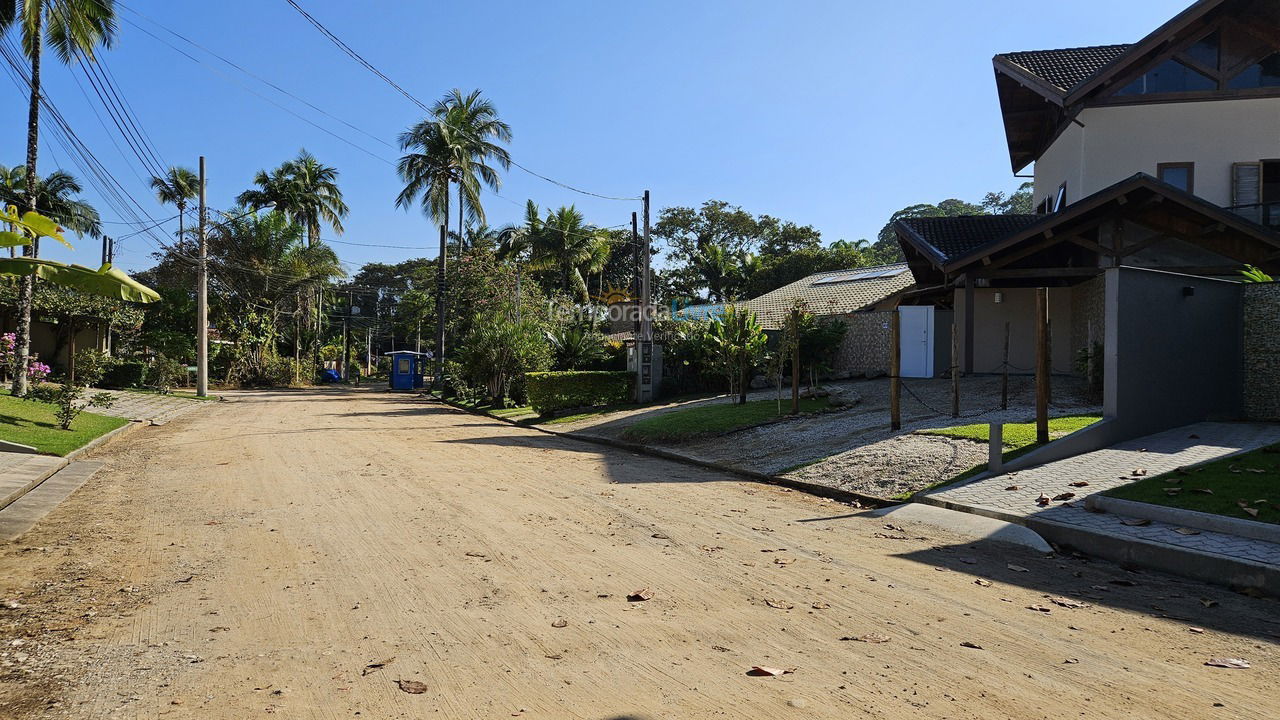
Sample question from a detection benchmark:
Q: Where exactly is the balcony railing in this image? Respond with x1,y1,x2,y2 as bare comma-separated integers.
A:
1228,202,1280,229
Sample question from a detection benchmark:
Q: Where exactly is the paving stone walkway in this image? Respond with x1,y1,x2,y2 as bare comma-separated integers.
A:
92,389,210,424
924,421,1280,567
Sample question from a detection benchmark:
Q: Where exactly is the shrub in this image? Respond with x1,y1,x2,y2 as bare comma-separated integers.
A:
27,382,116,430
101,359,148,389
151,354,187,393
525,370,632,415
72,348,111,387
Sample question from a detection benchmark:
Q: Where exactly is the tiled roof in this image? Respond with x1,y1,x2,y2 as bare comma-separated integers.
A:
740,263,913,330
999,44,1133,93
896,215,1043,265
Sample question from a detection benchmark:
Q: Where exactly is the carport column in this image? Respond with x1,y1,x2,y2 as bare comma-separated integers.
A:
1035,287,1050,444
989,423,1004,473
890,310,901,431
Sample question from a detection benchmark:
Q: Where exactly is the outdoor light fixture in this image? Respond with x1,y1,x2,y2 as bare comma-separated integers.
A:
1183,286,1196,297
994,291,1004,304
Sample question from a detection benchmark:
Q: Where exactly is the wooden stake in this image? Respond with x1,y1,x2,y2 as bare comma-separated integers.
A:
1035,288,1050,444
790,308,800,416
951,317,959,418
1001,321,1010,411
890,311,901,431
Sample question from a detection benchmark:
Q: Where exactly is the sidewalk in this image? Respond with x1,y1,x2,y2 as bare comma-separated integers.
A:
92,389,210,424
921,421,1280,593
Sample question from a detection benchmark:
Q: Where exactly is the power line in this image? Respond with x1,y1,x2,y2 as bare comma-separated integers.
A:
280,0,642,202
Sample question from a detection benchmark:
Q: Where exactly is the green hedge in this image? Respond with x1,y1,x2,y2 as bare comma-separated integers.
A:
525,371,632,415
101,359,148,389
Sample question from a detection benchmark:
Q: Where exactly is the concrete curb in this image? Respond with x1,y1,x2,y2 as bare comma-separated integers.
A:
432,396,891,508
65,418,145,463
1026,516,1280,597
867,503,1054,553
1085,494,1280,544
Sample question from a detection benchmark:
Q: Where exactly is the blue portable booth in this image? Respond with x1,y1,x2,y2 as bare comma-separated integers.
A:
385,350,429,391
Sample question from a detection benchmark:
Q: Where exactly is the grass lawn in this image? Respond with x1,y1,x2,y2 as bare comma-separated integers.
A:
122,388,218,401
621,397,833,444
907,415,1102,499
0,392,129,456
1104,444,1280,525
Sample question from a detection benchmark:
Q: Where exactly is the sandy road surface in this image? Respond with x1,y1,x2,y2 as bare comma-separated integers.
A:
1,388,1277,719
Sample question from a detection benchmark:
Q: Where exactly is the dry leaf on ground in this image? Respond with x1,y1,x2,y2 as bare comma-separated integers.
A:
764,598,794,610
396,679,428,694
1121,518,1151,527
748,665,795,677
362,658,395,676
1205,658,1250,669
1132,469,1148,476
1007,564,1030,573
1048,597,1090,609
1005,485,1022,491
960,641,983,649
1027,604,1053,613
551,618,568,628
627,588,653,602
1174,527,1202,535
974,579,992,587
1069,481,1090,488
1053,493,1076,502
842,633,891,644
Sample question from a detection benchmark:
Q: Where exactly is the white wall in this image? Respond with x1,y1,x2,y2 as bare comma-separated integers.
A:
1033,98,1280,209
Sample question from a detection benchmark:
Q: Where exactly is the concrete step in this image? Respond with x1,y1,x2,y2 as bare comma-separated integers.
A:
0,454,68,511
0,460,104,541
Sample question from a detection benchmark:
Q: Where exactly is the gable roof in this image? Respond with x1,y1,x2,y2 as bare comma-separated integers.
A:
894,215,1043,267
998,45,1133,96
740,263,913,329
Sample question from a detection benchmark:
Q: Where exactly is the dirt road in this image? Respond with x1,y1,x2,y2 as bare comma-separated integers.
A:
1,388,1276,719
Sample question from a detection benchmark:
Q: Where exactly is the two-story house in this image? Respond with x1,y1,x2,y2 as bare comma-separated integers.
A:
892,0,1280,378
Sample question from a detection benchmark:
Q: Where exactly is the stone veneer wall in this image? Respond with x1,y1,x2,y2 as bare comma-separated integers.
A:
1242,282,1280,420
830,312,894,378
1070,274,1106,368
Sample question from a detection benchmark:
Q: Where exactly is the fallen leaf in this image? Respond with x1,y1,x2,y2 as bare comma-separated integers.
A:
764,598,794,610
773,557,795,566
1005,485,1022,491
396,679,428,694
1027,604,1053,613
1245,468,1267,474
1069,481,1090,488
1048,597,1090,609
1191,488,1213,495
748,665,794,677
1200,598,1218,608
1053,493,1076,502
1242,507,1260,518
175,575,195,583
1173,527,1201,536
362,658,395,676
1063,658,1079,664
811,602,831,610
959,641,983,650
1121,518,1152,526
1165,488,1183,496
627,589,653,602
1007,564,1030,573
651,532,670,540
1189,627,1205,634
842,633,891,644
1036,494,1051,507
551,619,568,628
464,551,487,558
1205,658,1250,669
1132,469,1148,476
974,579,992,587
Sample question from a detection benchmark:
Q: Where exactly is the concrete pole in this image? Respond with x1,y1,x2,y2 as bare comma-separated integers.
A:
196,156,209,398
890,310,901,431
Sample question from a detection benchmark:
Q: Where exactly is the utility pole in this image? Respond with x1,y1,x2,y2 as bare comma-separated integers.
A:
100,235,112,265
196,156,209,398
434,223,447,390
342,289,351,381
641,191,651,343
631,211,639,335
366,326,372,375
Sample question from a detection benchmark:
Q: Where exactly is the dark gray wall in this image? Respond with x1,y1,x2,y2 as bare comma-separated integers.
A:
1006,267,1242,472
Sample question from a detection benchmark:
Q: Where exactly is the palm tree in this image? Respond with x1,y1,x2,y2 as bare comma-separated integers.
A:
150,166,199,246
0,166,101,238
430,88,511,254
238,149,347,247
528,205,608,304
0,0,115,396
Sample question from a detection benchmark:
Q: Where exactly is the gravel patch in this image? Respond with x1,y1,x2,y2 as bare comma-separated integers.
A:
787,433,989,500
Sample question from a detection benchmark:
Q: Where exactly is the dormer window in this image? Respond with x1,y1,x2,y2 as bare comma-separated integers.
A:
1157,163,1195,193
1114,58,1216,96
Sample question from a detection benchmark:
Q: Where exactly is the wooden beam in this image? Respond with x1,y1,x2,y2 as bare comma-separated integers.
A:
976,267,1104,280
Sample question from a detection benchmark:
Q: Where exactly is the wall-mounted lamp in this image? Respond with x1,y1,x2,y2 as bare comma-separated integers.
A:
1183,286,1196,297
993,291,1004,304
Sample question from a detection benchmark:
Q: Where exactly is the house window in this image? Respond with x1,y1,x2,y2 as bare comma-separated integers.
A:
1228,53,1280,89
1157,162,1195,193
1185,31,1221,71
1053,183,1068,212
1115,58,1216,96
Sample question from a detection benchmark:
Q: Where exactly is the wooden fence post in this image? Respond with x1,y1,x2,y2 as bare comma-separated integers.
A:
1035,288,1050,444
891,311,901,431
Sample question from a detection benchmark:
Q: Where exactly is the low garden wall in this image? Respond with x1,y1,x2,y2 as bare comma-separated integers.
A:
829,312,893,378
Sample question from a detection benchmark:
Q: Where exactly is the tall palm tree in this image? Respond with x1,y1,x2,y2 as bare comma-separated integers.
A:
0,0,115,396
528,205,608,304
430,89,511,253
237,149,347,247
150,166,199,247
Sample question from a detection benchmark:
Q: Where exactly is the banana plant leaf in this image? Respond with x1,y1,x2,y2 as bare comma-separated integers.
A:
0,258,160,303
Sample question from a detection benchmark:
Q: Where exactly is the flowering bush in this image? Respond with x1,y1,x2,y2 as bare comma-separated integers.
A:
27,361,50,383
0,332,15,378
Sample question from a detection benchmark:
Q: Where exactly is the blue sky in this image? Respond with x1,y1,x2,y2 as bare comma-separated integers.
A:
3,0,1191,274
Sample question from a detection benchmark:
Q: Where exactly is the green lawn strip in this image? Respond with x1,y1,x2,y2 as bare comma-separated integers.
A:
1103,444,1280,525
903,415,1103,500
621,397,833,444
121,388,218,401
0,392,129,456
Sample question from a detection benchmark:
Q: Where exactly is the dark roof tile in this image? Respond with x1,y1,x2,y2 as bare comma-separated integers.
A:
999,44,1133,93
897,215,1043,265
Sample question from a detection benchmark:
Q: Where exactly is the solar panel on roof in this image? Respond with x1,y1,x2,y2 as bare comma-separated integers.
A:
811,267,904,286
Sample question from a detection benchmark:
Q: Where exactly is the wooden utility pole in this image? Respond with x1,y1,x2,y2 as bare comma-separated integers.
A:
631,211,639,334
1035,287,1050,444
790,308,801,416
341,289,351,381
890,310,901,431
1001,321,1010,411
950,319,960,418
196,156,209,398
641,191,651,343
434,223,447,390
